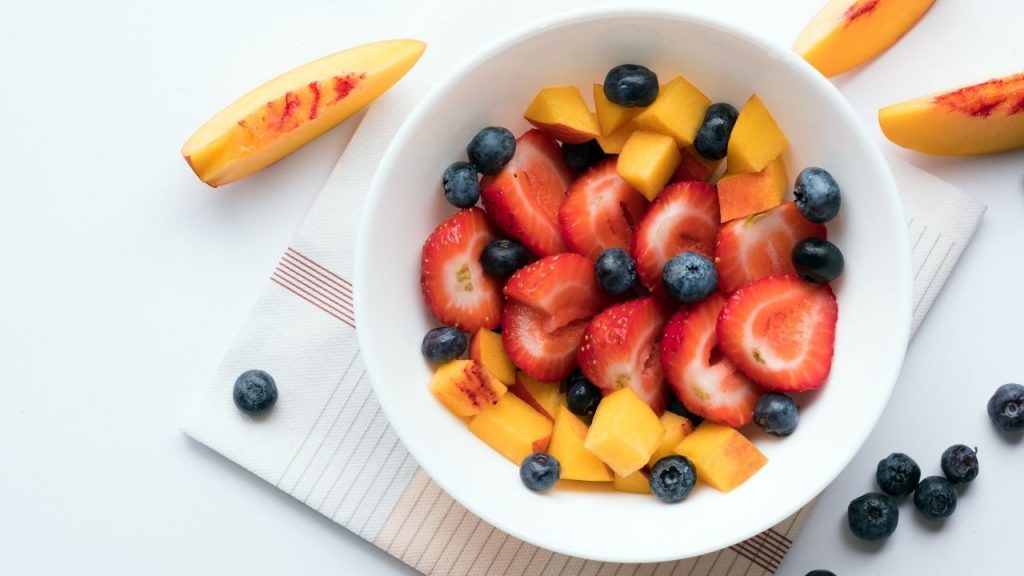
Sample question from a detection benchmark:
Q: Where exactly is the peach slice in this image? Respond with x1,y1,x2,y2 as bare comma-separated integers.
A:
507,372,561,421
429,359,507,418
716,155,788,222
879,72,1024,156
583,387,664,477
548,405,614,482
633,76,711,148
727,95,788,175
794,0,936,78
182,39,425,187
469,393,553,464
612,469,652,494
674,422,767,492
524,86,600,144
648,411,695,467
617,131,681,201
593,83,642,136
469,329,516,386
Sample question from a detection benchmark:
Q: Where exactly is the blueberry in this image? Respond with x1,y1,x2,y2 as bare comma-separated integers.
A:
753,393,799,436
792,238,844,284
649,455,697,503
794,167,841,223
480,238,530,279
562,139,605,173
988,383,1024,432
847,492,899,541
666,395,704,426
875,452,921,497
913,476,958,520
805,572,837,576
940,444,979,484
595,248,638,296
467,126,516,175
603,64,659,107
420,327,467,364
520,452,560,492
233,369,278,414
662,252,717,304
693,103,739,161
566,370,602,417
442,161,480,208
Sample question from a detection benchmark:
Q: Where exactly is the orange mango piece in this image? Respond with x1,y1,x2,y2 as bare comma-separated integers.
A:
469,393,553,464
633,76,711,147
617,131,681,201
429,359,507,418
674,422,767,492
612,469,652,494
727,95,788,174
593,83,642,136
716,155,788,222
548,405,613,482
469,329,516,386
583,387,664,477
649,411,696,467
508,372,561,421
524,86,600,144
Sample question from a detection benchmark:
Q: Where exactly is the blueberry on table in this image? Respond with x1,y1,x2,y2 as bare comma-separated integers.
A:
520,452,560,492
595,248,638,297
649,455,697,503
562,139,605,173
467,126,516,175
940,444,979,484
662,252,717,304
847,492,899,540
603,64,659,107
693,102,739,161
421,327,467,364
233,369,278,414
442,161,480,208
875,452,921,497
480,238,530,279
666,394,704,426
988,383,1024,432
792,238,844,284
805,571,837,576
566,370,602,417
914,476,958,520
794,167,841,223
753,393,799,436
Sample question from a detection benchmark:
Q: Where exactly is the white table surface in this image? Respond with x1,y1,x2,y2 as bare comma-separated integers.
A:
1,1,1021,574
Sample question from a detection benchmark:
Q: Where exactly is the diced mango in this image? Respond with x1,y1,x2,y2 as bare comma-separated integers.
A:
583,387,664,476
727,95,788,174
673,422,768,492
524,86,600,144
429,359,507,418
596,119,638,154
716,154,788,222
508,372,561,421
469,329,515,386
617,131,681,201
633,76,711,147
548,405,613,482
593,83,642,135
469,393,553,464
648,411,696,467
612,469,652,494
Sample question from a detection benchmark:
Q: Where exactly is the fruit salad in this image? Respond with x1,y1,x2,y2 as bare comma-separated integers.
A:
419,64,844,502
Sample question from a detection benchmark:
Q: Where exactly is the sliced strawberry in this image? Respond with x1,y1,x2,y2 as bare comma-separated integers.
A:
480,130,573,257
420,207,502,331
558,158,650,261
669,148,714,184
661,294,763,427
503,253,609,332
502,301,587,382
714,202,826,293
631,181,720,294
578,297,672,413
717,275,838,392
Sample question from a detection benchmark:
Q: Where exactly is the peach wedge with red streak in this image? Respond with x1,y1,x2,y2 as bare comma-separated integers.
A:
182,39,425,187
880,73,1024,156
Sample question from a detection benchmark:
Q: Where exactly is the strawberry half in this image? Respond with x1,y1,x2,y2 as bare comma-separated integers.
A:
717,275,838,392
661,293,763,427
714,202,826,293
503,253,609,333
502,301,587,382
578,297,672,413
480,129,573,257
558,158,650,261
631,181,720,295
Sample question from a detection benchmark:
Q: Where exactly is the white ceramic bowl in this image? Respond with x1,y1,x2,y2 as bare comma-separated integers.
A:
356,7,912,563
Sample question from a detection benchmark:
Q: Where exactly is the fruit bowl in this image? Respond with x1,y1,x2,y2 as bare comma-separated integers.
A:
355,7,912,563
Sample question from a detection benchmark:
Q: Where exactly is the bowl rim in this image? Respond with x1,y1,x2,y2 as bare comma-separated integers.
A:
355,5,913,563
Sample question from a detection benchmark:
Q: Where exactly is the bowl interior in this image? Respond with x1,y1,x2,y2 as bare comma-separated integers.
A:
356,8,911,563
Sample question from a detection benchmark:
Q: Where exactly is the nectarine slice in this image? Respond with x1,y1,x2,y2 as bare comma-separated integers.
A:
716,155,788,222
727,95,788,175
548,405,613,482
469,393,553,464
429,360,507,418
508,372,561,421
674,422,767,492
524,86,600,144
633,76,711,147
617,131,681,201
469,329,516,386
583,387,663,477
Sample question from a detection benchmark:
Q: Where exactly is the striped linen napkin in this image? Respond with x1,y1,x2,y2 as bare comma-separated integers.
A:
183,1,986,574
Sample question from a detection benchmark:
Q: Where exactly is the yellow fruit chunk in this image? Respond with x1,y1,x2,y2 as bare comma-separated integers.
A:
793,0,936,78
617,131,681,201
674,422,767,492
595,119,638,154
524,86,600,144
468,329,515,386
716,155,788,222
879,72,1024,156
548,406,613,482
612,469,652,494
727,95,788,174
648,412,695,467
593,83,642,135
469,393,553,464
633,76,711,147
583,387,663,477
508,372,561,421
429,359,507,418
183,39,426,187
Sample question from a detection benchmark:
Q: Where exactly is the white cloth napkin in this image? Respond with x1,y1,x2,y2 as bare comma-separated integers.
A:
183,1,986,574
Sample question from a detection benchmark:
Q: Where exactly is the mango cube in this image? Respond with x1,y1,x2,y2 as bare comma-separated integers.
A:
633,76,711,147
508,372,561,421
524,86,600,144
648,411,696,467
548,405,613,482
583,387,664,476
593,83,642,135
716,154,788,222
617,131,681,201
596,119,638,154
727,95,788,174
469,329,515,386
469,393,553,464
612,469,652,494
429,359,507,418
673,422,768,492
